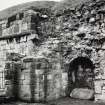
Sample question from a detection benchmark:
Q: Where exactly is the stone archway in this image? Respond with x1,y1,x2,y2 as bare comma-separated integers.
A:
68,57,95,97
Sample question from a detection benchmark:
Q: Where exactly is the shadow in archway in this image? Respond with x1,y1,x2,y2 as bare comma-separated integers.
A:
68,57,95,98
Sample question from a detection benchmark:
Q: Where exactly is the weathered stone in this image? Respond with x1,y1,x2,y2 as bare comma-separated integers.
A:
70,88,94,99
0,0,105,102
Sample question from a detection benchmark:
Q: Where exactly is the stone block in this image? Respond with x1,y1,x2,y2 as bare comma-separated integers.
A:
21,23,28,32
0,89,6,96
62,72,68,86
102,89,105,94
19,84,31,101
95,94,102,101
20,36,27,42
94,81,102,94
102,75,105,80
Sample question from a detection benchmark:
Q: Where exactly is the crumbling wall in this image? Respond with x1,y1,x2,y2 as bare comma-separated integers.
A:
52,0,105,102
34,0,105,102
1,0,105,102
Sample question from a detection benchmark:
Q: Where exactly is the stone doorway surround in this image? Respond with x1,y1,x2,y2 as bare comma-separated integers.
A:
68,57,95,98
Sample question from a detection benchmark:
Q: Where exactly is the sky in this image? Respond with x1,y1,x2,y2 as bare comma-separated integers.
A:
0,0,62,11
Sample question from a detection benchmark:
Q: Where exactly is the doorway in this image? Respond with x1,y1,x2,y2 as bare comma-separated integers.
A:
68,57,95,96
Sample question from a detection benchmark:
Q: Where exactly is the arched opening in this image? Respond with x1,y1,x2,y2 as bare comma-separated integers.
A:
68,57,95,98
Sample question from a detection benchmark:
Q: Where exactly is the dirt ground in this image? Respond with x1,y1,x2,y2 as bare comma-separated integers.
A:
1,97,105,105
48,97,105,105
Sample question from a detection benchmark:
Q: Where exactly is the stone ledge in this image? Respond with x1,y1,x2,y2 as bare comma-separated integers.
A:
0,30,37,40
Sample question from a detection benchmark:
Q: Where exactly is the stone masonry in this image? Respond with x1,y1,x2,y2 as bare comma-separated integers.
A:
0,0,105,103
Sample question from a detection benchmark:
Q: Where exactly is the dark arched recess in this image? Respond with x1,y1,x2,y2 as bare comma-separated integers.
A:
67,57,95,96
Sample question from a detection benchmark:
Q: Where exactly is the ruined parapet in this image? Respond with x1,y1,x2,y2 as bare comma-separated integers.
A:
0,9,41,37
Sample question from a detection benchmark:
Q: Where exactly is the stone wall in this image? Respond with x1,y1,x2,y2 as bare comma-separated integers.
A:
0,33,37,97
0,13,68,101
52,0,105,102
1,0,105,102
18,57,68,102
0,9,38,37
